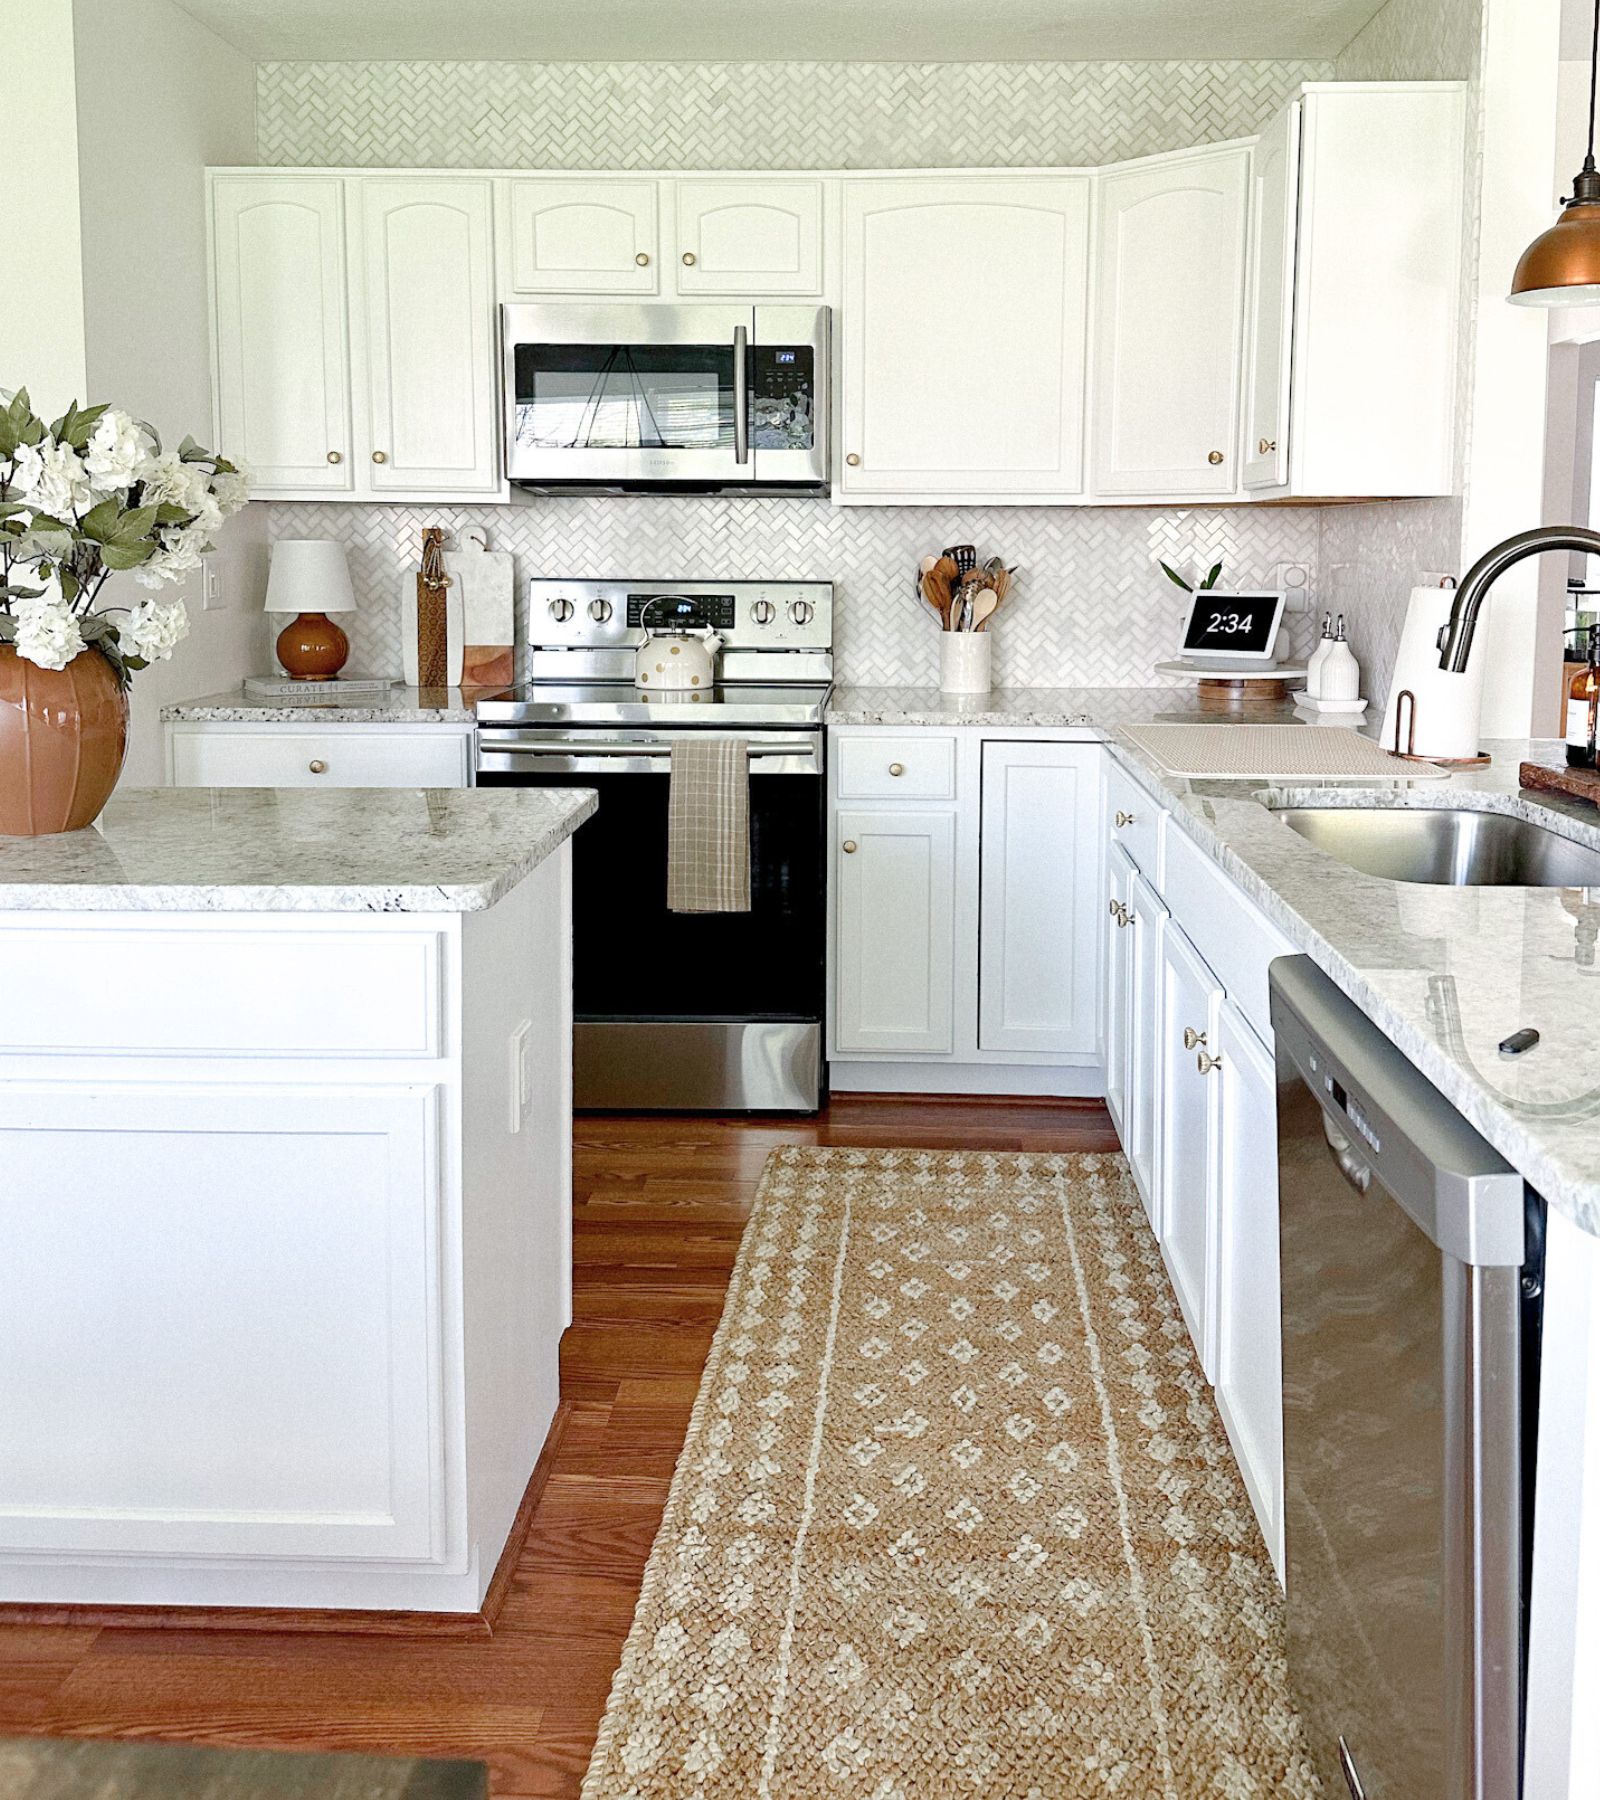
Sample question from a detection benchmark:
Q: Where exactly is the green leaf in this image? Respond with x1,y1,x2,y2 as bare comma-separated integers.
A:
1158,560,1193,593
154,503,193,526
177,434,212,464
0,389,44,461
1200,561,1223,591
48,401,108,450
80,499,158,550
99,540,156,571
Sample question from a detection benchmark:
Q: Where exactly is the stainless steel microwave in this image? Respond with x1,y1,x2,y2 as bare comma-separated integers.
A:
501,302,829,494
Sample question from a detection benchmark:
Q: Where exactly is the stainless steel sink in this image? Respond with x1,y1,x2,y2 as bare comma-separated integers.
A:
1275,806,1600,886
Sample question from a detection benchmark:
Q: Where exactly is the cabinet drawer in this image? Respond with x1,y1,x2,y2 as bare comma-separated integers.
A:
171,729,471,789
1104,757,1164,878
1161,823,1294,1043
835,734,955,800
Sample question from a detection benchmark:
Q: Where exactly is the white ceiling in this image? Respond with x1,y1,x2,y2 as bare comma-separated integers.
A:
172,0,1390,65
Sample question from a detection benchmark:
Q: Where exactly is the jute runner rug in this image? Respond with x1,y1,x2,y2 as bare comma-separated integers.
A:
581,1147,1319,1799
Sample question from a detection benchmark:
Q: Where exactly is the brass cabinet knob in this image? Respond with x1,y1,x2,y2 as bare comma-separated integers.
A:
1114,809,1135,828
635,251,651,267
326,450,342,464
1207,450,1225,466
1197,1050,1223,1075
1182,1026,1207,1051
1115,902,1132,929
1258,437,1277,455
371,450,387,464
682,251,697,266
842,839,858,854
845,453,861,467
1108,897,1119,917
888,762,904,777
308,759,328,775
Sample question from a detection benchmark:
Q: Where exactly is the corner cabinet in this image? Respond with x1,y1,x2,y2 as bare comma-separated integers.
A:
838,178,1090,501
210,172,504,502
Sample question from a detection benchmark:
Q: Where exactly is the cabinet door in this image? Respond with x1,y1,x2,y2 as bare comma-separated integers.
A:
1243,103,1301,491
1125,865,1167,1230
840,177,1089,497
212,175,352,493
360,178,500,494
834,809,956,1055
673,179,823,295
1156,921,1223,1377
506,179,659,294
978,741,1099,1055
0,1082,445,1563
1213,998,1285,1580
1103,841,1135,1135
1093,147,1249,496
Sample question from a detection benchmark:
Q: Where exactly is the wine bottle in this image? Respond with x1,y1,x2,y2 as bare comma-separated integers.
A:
1566,624,1600,769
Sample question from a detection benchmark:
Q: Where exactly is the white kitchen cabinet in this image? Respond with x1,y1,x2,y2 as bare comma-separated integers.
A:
1155,919,1224,1379
1245,82,1466,499
1103,841,1135,1135
672,179,823,295
1092,144,1249,498
210,174,353,493
1124,864,1167,1229
833,807,956,1055
1212,995,1285,1580
168,723,475,789
359,178,500,494
839,177,1090,500
978,741,1100,1056
505,178,659,293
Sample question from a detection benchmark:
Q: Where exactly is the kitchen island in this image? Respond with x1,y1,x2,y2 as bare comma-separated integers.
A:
0,785,594,1620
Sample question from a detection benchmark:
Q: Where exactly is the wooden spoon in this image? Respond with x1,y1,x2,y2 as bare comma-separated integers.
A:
970,588,1000,631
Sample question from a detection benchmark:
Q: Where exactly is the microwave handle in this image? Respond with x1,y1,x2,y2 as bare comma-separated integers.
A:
733,323,750,465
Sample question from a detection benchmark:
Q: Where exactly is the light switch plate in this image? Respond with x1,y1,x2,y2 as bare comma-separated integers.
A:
509,1020,534,1132
201,558,224,612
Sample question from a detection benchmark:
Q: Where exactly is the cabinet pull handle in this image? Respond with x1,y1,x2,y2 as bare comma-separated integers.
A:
371,451,387,465
635,251,651,267
1207,450,1224,466
842,839,858,854
845,453,861,467
888,762,904,777
1183,1026,1207,1051
1258,437,1277,455
326,450,342,465
682,251,697,266
1115,809,1135,828
1196,1050,1222,1075
308,759,328,775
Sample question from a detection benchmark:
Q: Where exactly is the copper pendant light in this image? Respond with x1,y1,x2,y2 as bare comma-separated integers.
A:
1510,0,1600,305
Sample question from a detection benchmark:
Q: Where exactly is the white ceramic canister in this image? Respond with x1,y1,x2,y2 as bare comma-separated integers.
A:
940,633,992,695
1304,613,1334,699
1319,618,1361,703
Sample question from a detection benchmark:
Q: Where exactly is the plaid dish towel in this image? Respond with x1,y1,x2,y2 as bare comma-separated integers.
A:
667,736,752,913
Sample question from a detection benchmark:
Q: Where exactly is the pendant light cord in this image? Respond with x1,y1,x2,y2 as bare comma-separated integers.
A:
1588,0,1599,173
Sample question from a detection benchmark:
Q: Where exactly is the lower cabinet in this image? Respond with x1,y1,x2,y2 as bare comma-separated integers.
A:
1103,842,1134,1133
168,723,475,788
1124,865,1167,1225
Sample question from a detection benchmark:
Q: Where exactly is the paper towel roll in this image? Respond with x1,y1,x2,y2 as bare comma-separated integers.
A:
1379,586,1485,760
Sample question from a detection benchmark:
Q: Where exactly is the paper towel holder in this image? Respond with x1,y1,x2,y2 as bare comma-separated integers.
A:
1388,688,1492,768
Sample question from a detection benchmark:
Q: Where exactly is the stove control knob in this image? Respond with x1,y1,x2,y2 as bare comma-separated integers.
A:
548,598,576,623
788,599,814,625
587,598,613,623
751,600,776,625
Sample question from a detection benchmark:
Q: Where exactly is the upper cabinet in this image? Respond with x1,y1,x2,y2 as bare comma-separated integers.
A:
504,178,659,294
839,176,1090,500
211,173,502,502
672,179,823,295
1093,145,1249,498
1243,82,1467,499
211,175,353,494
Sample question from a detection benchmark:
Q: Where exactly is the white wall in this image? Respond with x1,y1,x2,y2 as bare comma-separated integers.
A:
8,1,88,416
71,0,271,785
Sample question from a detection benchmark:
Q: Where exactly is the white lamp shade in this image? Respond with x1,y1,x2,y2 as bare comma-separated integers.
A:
264,539,357,614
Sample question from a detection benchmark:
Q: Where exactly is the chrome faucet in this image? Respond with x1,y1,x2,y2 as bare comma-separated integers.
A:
1437,525,1600,671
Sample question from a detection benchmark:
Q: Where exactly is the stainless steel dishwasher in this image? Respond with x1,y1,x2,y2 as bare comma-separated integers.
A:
1270,956,1544,1800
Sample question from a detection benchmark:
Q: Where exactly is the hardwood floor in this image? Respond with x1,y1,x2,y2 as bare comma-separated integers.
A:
3,1097,1118,1798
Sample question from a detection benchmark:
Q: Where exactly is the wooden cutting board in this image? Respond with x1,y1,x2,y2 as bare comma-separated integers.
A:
1520,760,1600,808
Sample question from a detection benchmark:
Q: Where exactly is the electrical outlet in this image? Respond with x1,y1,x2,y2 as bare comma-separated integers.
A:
1274,561,1313,613
508,1021,534,1133
201,558,224,612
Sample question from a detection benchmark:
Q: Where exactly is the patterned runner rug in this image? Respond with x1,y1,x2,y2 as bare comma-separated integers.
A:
581,1147,1319,1798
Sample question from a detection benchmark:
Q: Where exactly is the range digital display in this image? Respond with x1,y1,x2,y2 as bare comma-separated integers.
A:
1182,591,1282,657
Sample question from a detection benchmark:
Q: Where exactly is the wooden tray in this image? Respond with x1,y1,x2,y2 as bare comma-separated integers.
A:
1520,760,1600,808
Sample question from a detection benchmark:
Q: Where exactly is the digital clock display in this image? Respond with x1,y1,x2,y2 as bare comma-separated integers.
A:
1182,591,1282,656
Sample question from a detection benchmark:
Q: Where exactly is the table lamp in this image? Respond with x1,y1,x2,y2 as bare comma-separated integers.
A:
265,540,357,681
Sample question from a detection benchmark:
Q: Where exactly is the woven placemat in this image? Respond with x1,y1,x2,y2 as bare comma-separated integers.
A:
1123,723,1450,781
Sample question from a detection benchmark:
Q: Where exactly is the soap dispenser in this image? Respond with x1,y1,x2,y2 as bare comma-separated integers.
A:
1305,614,1334,699
1319,615,1361,704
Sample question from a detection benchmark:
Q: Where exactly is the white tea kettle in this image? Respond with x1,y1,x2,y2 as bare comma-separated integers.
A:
635,597,723,692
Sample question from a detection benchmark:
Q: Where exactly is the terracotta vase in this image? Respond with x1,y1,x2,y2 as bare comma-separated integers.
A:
0,645,130,836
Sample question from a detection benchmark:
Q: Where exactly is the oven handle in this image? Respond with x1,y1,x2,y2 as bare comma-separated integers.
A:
477,740,820,776
733,323,750,466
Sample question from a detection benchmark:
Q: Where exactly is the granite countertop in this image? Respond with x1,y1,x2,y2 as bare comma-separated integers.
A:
0,787,596,914
0,1736,485,1799
825,683,1319,730
163,686,484,725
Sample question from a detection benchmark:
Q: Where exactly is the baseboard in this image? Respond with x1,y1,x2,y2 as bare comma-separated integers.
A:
0,1400,572,1640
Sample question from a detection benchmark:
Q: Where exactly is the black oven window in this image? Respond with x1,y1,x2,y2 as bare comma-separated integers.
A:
513,344,735,451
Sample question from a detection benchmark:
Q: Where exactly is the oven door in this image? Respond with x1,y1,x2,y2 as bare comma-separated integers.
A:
501,303,827,491
477,729,825,1110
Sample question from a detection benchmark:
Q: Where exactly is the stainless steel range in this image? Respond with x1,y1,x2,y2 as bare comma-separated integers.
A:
477,579,832,1112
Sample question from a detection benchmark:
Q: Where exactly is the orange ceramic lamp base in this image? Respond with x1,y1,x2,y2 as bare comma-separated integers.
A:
276,612,350,682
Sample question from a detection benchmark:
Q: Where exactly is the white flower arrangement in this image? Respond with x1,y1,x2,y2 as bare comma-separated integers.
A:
0,387,248,681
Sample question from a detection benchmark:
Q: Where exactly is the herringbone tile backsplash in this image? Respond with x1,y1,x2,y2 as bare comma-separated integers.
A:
255,59,1331,170
266,498,1322,689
